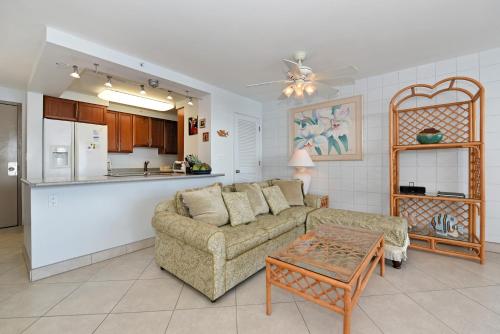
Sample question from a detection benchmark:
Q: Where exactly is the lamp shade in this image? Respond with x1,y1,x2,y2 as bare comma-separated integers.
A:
288,149,315,167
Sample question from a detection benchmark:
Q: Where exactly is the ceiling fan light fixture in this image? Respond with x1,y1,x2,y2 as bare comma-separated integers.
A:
104,76,113,88
293,85,304,97
70,65,80,79
283,86,294,98
305,84,316,96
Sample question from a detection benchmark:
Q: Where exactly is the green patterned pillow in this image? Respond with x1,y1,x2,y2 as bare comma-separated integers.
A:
234,183,269,215
222,192,256,226
262,186,290,215
181,185,229,226
175,183,222,216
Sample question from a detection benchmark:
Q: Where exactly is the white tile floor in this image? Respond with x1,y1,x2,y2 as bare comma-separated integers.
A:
1,227,500,333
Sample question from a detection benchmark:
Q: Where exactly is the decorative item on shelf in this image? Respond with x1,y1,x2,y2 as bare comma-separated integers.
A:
202,132,209,142
430,213,463,238
437,191,466,198
416,128,444,144
185,154,212,174
217,129,229,137
399,182,426,195
289,96,363,161
288,148,315,194
199,118,206,128
188,116,198,136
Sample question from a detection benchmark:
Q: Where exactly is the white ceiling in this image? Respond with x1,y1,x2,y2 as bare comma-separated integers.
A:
1,0,500,101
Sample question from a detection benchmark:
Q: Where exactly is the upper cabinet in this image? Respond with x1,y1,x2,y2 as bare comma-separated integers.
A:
44,96,106,125
106,111,134,153
77,102,106,125
44,96,78,121
150,118,164,149
162,120,178,155
133,115,150,147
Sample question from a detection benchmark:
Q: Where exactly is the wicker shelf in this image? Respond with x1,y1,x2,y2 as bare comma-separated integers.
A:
393,142,481,151
389,76,486,263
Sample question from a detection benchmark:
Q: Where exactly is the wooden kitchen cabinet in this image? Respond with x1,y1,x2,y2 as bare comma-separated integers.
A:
162,120,178,154
105,111,119,152
106,111,134,153
133,115,150,147
150,118,164,149
77,102,106,125
44,96,78,121
118,113,133,153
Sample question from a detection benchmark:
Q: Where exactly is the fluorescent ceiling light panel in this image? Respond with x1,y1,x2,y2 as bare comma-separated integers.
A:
98,89,174,111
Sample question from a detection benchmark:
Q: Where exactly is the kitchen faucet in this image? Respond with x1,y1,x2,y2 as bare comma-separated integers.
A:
144,161,150,175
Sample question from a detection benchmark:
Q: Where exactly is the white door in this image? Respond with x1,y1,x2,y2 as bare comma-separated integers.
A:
234,114,261,183
75,123,108,177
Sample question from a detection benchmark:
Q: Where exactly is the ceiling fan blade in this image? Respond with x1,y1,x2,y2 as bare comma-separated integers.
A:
246,80,293,87
282,59,300,75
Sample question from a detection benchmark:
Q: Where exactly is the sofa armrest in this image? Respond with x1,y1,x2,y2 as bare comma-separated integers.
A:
304,194,323,208
152,211,225,255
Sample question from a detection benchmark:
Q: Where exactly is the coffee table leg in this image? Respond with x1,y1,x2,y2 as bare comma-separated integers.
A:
266,262,272,315
343,290,351,334
380,239,385,277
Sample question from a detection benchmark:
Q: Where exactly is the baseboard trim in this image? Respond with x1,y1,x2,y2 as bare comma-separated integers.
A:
30,237,155,281
486,241,500,254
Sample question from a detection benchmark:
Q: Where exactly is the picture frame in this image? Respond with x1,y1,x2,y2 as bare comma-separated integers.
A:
202,132,209,142
289,95,363,161
188,116,198,136
199,118,206,128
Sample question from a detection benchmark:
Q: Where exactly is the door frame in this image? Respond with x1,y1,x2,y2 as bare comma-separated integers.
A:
0,100,22,227
233,113,262,183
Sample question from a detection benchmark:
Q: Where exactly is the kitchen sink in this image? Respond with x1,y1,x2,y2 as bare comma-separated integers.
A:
107,171,175,177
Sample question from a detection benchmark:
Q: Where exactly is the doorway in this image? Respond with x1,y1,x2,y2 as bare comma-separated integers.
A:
0,102,21,228
233,113,262,183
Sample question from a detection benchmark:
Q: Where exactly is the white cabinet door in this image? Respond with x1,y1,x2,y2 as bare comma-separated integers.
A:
233,114,261,183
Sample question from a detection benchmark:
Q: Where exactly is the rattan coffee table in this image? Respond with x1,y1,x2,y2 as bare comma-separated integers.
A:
266,225,384,334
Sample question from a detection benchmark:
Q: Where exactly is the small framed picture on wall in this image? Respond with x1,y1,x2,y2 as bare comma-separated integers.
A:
188,116,198,136
202,132,209,142
199,118,206,128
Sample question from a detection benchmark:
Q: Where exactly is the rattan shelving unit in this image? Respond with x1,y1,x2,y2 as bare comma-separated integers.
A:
389,77,485,263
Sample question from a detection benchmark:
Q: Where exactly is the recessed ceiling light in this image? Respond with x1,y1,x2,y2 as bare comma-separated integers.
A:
166,91,173,100
70,65,80,79
140,84,146,95
98,89,174,111
104,76,113,88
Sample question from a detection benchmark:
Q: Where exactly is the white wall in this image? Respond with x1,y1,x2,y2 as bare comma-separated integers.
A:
262,47,500,243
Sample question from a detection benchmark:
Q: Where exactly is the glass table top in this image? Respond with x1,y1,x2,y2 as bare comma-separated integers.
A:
269,225,383,283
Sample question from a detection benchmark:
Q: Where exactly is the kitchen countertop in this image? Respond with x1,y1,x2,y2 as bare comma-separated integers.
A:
21,172,225,188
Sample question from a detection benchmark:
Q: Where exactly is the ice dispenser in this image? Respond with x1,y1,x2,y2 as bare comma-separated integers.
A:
50,146,70,168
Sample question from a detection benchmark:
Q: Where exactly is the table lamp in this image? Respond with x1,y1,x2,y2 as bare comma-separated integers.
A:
288,148,315,194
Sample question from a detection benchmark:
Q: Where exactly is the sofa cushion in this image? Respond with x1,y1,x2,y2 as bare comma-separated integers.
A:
250,214,297,239
235,183,270,215
181,185,229,227
219,224,269,260
175,183,222,217
222,192,256,226
271,179,304,206
278,206,316,226
262,186,290,215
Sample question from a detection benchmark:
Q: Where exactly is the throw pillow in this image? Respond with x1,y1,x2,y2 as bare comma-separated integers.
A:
181,185,229,226
271,179,304,206
175,183,222,216
222,192,256,226
234,183,270,215
262,185,290,215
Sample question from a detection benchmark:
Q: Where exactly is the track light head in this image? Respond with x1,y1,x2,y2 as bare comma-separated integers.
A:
166,91,173,100
140,84,146,95
70,65,80,79
104,76,113,88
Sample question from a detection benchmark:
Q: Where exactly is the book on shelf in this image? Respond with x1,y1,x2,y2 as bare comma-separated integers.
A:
437,191,466,198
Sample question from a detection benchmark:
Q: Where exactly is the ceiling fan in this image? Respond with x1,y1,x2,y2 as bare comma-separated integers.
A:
247,51,358,99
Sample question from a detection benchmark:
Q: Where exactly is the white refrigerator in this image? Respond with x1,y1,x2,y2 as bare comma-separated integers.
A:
43,119,108,178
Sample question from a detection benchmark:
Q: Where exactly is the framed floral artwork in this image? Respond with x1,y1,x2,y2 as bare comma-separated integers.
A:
289,96,363,161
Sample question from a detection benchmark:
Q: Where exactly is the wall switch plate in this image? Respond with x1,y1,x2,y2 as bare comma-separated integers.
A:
48,195,58,207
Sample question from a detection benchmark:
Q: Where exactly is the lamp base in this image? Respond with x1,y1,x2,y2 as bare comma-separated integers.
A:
293,167,312,194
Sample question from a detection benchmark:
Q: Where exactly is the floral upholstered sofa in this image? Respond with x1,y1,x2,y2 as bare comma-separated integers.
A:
152,180,408,301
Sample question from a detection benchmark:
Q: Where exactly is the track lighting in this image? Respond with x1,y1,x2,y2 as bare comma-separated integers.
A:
166,91,173,100
140,85,146,95
104,76,113,88
185,91,194,106
70,65,80,79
